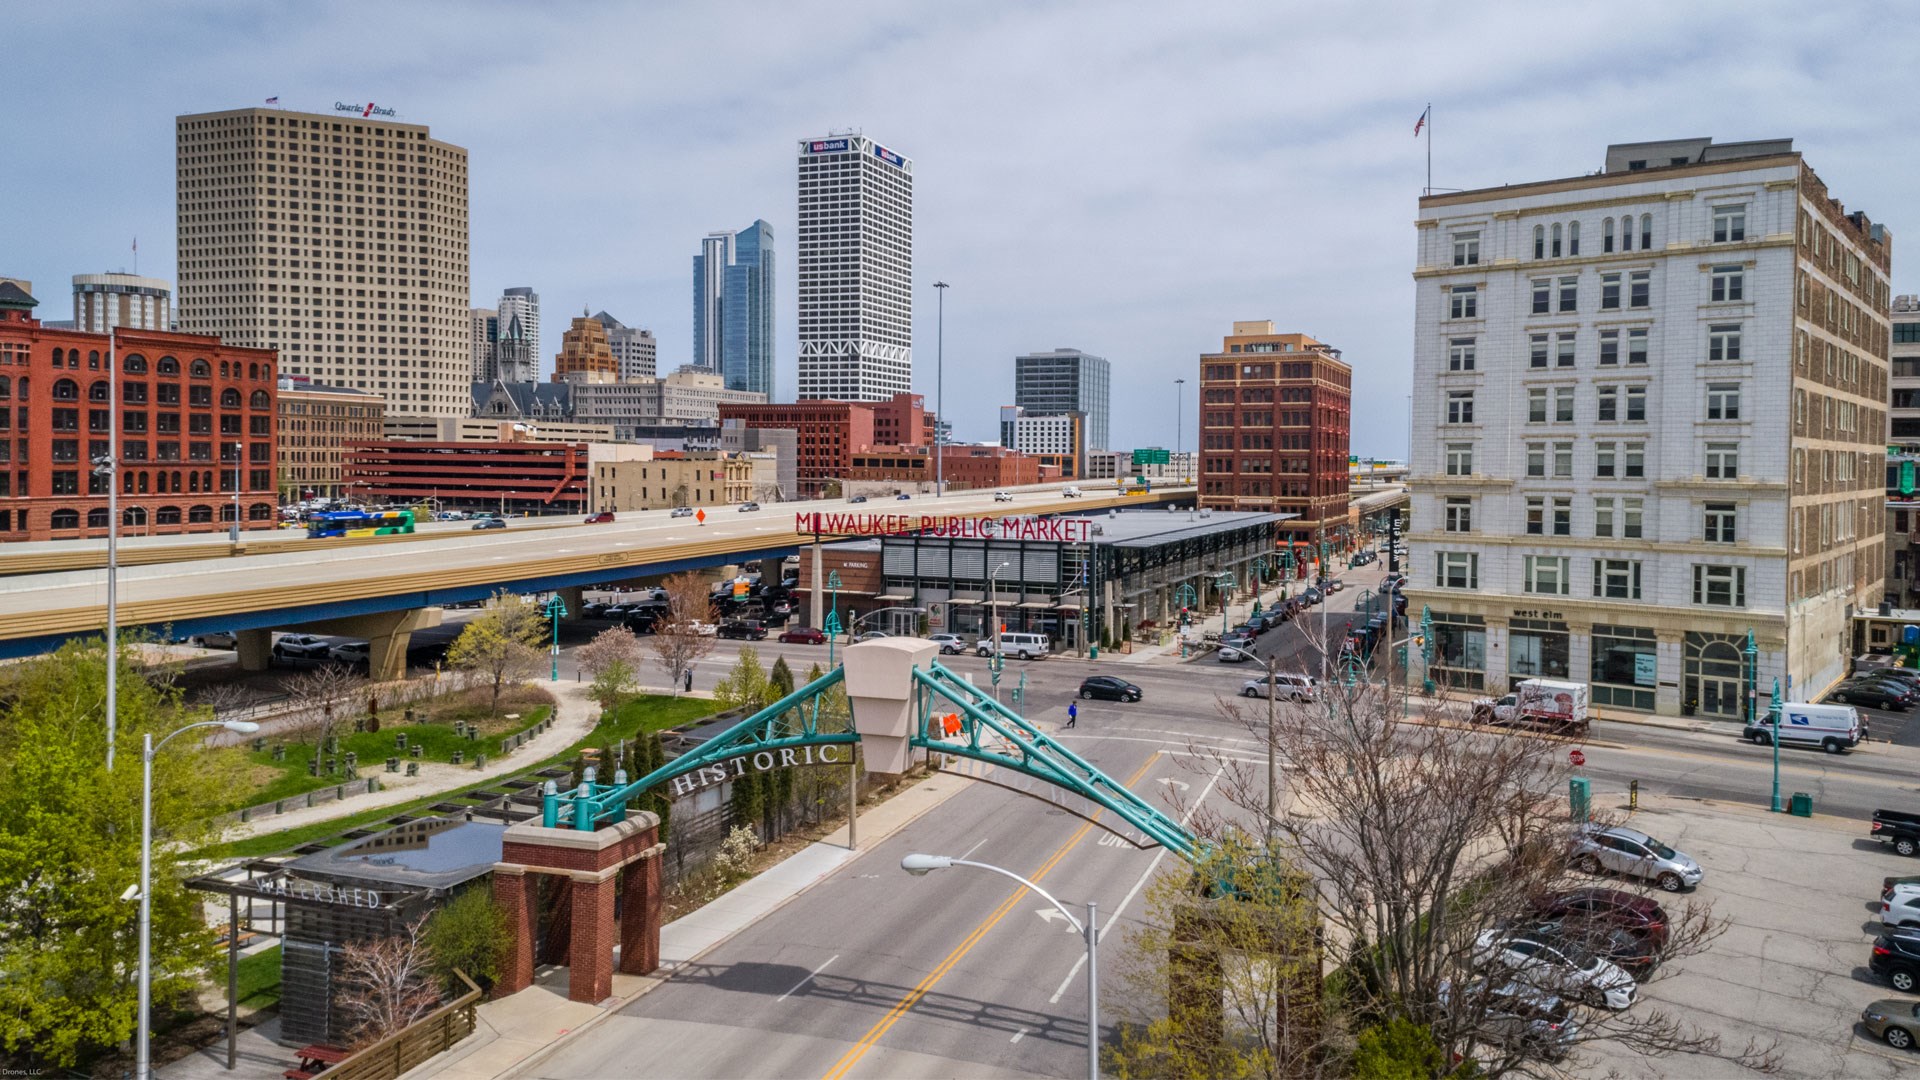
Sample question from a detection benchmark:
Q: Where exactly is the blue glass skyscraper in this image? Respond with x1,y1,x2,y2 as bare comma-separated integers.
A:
692,219,773,395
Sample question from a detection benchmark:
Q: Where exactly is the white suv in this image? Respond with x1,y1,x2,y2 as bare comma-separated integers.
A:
1061,486,1083,498
994,491,1014,502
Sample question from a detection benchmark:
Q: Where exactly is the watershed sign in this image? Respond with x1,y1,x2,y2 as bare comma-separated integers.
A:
795,512,1092,542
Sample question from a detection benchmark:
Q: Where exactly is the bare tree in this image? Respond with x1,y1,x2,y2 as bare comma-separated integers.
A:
577,625,643,712
279,664,367,751
647,571,716,692
335,921,441,1047
445,590,545,716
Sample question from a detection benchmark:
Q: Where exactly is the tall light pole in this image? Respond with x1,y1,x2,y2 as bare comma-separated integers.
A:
543,594,569,680
98,327,120,770
228,441,242,542
1174,378,1186,469
137,718,260,1080
1221,644,1285,843
933,281,949,498
989,560,1010,700
902,854,1099,1080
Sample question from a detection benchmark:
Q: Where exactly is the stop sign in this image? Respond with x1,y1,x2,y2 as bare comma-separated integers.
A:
1568,749,1586,767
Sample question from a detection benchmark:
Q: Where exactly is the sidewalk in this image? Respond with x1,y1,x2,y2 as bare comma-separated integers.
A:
406,771,972,1080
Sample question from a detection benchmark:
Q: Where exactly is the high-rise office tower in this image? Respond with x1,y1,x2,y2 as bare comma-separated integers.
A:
692,220,774,395
593,311,658,381
175,107,470,415
1014,347,1112,451
470,307,498,380
797,135,912,402
553,313,618,384
498,287,540,369
73,272,172,333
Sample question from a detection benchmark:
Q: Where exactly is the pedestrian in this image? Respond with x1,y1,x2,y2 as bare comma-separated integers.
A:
1066,701,1078,729
684,668,693,694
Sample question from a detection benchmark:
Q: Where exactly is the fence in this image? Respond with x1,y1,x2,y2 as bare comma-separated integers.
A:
223,778,381,827
323,969,481,1080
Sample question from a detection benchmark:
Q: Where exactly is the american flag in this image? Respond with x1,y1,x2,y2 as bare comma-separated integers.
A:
265,96,279,105
1414,106,1429,136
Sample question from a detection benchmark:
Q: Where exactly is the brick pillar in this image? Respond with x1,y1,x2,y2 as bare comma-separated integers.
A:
539,874,573,965
567,870,617,1003
492,867,535,996
618,849,662,974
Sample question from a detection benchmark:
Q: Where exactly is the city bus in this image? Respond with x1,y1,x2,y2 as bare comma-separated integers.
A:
306,509,416,539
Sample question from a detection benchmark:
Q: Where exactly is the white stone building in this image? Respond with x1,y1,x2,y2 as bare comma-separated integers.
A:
1407,137,1890,720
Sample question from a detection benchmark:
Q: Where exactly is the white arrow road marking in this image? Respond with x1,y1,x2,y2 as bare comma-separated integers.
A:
1035,908,1072,927
776,954,838,1002
1157,778,1192,792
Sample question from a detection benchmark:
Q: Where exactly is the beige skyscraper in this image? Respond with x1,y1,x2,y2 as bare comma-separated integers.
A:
175,106,471,415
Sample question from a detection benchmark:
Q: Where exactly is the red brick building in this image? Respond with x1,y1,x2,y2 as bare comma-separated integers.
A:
845,444,1042,490
1197,322,1352,548
720,391,932,498
0,281,279,541
343,439,599,515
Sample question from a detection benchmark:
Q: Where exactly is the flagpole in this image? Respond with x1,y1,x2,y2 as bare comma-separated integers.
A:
1425,103,1432,197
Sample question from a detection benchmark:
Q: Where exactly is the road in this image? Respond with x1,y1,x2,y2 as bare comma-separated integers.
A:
520,573,1920,1078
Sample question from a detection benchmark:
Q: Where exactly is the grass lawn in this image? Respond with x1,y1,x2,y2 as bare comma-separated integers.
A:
202,692,720,860
234,945,281,1010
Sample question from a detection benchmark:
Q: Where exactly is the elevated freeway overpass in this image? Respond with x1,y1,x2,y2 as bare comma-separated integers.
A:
0,484,1194,675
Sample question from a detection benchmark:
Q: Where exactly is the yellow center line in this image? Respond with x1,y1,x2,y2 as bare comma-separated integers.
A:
820,751,1161,1080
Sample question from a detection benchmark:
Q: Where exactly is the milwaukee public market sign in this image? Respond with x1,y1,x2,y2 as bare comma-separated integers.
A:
794,512,1092,543
671,744,851,798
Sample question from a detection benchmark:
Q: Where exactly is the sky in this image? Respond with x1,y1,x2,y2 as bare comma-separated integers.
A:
6,1,1917,458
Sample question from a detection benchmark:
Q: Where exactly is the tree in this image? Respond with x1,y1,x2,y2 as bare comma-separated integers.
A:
1351,1017,1450,1079
729,763,766,841
335,922,441,1047
0,640,240,1067
423,886,511,996
769,655,796,699
280,663,368,752
577,625,643,713
646,571,716,691
445,590,545,716
712,646,773,711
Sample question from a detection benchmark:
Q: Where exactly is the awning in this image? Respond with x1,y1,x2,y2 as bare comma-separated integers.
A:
949,594,986,604
1054,602,1084,611
1016,601,1052,609
873,594,914,603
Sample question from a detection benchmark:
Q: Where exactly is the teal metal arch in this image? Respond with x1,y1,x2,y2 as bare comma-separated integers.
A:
544,660,1198,864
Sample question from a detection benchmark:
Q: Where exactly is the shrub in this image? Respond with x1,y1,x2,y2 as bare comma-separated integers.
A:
423,885,512,995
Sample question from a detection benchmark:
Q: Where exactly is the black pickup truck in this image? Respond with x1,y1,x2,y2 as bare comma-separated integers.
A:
1872,809,1920,857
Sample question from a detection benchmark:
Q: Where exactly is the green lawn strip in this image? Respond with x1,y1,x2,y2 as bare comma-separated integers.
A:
234,945,282,1010
200,694,716,861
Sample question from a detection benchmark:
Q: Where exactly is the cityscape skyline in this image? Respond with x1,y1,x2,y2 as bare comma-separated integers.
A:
6,5,1917,452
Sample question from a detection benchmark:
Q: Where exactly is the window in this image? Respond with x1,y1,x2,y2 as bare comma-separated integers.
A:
1445,497,1473,532
1526,496,1545,535
1526,443,1546,478
1554,442,1574,478
1639,214,1652,250
1692,564,1746,607
1598,386,1618,422
1555,332,1575,368
1623,496,1644,538
1705,442,1738,479
1712,205,1746,243
1704,502,1738,543
1445,442,1474,475
1710,265,1745,302
1529,334,1549,369
1626,328,1648,365
1551,223,1563,258
1592,624,1656,710
1599,330,1619,366
1595,497,1616,536
1446,391,1474,424
1592,561,1643,601
1449,285,1478,319
1602,217,1615,253
1525,555,1571,595
1568,220,1580,256
1629,270,1650,308
1554,386,1575,422
1596,441,1617,476
220,387,241,408
1625,386,1646,422
1532,225,1545,260
1706,383,1741,420
1436,552,1478,589
1558,276,1578,313
1600,272,1621,310
1531,278,1551,315
1551,496,1572,535
1708,323,1741,362
1452,231,1481,266
1528,387,1548,422
1447,337,1476,371
1624,444,1645,479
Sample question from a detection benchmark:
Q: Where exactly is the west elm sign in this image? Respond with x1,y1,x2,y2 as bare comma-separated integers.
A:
796,512,1092,543
670,744,849,798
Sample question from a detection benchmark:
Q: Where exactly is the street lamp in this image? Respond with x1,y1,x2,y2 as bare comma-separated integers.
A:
136,718,260,1080
93,327,120,769
1768,676,1783,813
933,281,949,498
1220,644,1289,843
901,854,1099,1080
543,594,569,681
825,570,844,668
989,560,1011,699
1173,378,1186,467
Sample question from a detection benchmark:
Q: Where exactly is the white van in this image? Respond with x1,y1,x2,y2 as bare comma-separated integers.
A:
1743,702,1863,754
976,632,1050,660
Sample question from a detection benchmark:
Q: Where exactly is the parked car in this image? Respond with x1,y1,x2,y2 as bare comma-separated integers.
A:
778,627,826,645
472,518,507,530
926,633,967,655
1242,673,1317,701
670,506,695,518
1869,929,1920,992
329,641,371,665
994,491,1014,502
1884,882,1920,929
1435,980,1579,1062
1860,997,1920,1052
1569,824,1704,892
272,634,333,660
1526,888,1669,951
1525,918,1661,976
1300,586,1324,605
1866,666,1920,691
583,511,616,524
1217,633,1257,660
1322,578,1345,593
189,631,238,649
1078,676,1142,702
1874,809,1920,858
738,502,762,512
1745,702,1864,753
1471,927,1637,1010
849,495,868,503
895,493,911,500
1061,486,1083,498
977,632,1050,660
717,620,767,640
854,630,889,642
685,621,717,637
1829,679,1914,710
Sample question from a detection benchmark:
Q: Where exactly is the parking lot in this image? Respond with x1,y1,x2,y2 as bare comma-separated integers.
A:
1579,793,1918,1077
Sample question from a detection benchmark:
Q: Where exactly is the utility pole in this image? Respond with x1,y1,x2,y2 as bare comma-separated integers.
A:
1174,378,1186,469
102,327,119,769
934,281,949,498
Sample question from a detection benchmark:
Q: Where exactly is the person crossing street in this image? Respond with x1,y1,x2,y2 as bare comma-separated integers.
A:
1065,701,1078,729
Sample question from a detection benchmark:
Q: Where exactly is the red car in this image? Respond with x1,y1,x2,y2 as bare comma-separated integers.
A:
584,511,616,524
778,627,826,645
1527,887,1668,951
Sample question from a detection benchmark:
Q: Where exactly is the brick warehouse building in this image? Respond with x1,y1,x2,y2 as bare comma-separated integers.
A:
720,392,931,497
0,282,279,541
1197,322,1352,549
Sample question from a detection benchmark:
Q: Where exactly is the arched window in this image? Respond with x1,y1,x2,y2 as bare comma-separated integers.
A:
202,471,214,492
124,506,148,527
248,363,259,380
1602,218,1615,253
219,361,231,378
16,377,27,401
50,509,80,530
51,348,65,368
1532,225,1545,259
88,351,100,369
89,381,109,402
260,362,272,380
249,503,273,521
1568,221,1580,256
188,504,214,523
52,378,79,401
221,388,241,408
1550,223,1563,258
221,504,238,522
172,471,183,492
190,359,211,378
189,471,200,493
250,389,270,409
156,505,182,526
157,356,180,375
87,507,110,529
1639,213,1653,250
135,471,149,494
125,353,148,374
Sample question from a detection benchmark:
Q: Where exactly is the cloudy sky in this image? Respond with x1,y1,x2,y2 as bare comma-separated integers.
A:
6,1,1915,455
